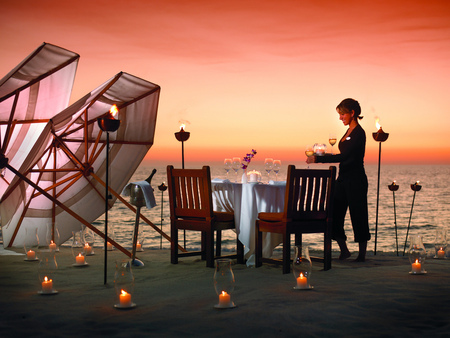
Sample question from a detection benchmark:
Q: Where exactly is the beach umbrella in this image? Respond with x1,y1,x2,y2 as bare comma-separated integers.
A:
0,42,79,197
0,72,161,256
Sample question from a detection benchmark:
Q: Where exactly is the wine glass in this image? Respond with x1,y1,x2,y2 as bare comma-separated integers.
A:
264,158,273,183
224,159,232,179
329,133,337,154
273,160,281,181
305,145,314,168
232,157,241,183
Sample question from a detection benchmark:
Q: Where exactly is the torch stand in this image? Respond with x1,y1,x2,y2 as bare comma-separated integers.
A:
175,127,190,247
388,183,399,255
158,182,168,249
372,128,389,255
402,182,422,256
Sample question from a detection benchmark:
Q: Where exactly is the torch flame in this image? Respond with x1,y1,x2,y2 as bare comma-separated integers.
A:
109,104,119,117
179,124,186,131
375,117,381,131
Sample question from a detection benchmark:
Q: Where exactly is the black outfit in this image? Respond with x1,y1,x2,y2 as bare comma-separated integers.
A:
316,124,370,243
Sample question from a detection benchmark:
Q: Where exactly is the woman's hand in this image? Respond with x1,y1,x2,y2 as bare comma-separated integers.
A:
306,155,316,164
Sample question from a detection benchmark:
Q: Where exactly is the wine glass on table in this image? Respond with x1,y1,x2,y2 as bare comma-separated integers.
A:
264,158,274,183
273,160,281,181
305,145,314,168
232,157,241,183
224,159,232,180
329,133,337,154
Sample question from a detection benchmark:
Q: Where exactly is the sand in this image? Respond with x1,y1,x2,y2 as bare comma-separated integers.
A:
0,246,449,337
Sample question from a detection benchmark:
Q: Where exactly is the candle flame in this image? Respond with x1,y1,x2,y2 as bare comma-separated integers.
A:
121,289,128,295
50,240,54,244
44,276,48,282
78,253,82,257
415,259,419,264
299,273,304,278
109,104,119,117
85,243,89,247
221,291,227,296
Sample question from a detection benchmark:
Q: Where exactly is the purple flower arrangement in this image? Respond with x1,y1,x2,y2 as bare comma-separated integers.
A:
241,149,257,170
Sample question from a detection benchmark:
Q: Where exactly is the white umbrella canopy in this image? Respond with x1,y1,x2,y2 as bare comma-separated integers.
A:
0,43,79,197
1,72,160,253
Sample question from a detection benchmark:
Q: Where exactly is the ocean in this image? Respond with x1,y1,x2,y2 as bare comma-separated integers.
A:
95,161,450,256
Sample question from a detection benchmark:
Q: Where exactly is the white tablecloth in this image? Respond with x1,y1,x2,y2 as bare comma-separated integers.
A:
212,180,286,266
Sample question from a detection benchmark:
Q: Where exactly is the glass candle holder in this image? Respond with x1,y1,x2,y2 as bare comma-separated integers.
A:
213,258,236,308
24,227,39,261
313,143,327,156
409,235,427,274
434,228,447,259
107,225,116,251
114,259,135,309
83,228,96,256
38,249,58,294
292,245,313,289
136,227,145,252
72,230,87,266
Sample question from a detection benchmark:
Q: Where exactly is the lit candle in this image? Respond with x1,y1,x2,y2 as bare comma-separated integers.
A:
136,242,142,251
411,259,421,273
119,290,132,307
76,253,85,265
437,248,445,258
41,276,53,293
107,242,113,251
49,241,57,251
84,243,92,255
296,273,308,289
27,250,36,260
218,291,231,307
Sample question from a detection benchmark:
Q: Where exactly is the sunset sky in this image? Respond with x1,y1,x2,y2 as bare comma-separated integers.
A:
1,0,450,165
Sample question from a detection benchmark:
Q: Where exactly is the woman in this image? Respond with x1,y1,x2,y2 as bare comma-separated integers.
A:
306,98,370,262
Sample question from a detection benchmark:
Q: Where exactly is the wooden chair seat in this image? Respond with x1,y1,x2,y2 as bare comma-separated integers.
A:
167,165,244,267
255,165,336,273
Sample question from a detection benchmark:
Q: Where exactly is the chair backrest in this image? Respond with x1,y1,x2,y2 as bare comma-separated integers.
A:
167,165,214,220
284,165,336,221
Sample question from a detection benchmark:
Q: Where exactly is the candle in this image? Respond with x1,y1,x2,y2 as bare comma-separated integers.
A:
107,242,113,251
119,290,132,307
218,291,231,307
41,276,53,293
136,242,142,251
27,250,36,260
49,241,57,251
84,243,92,255
411,259,421,273
296,273,308,289
437,248,445,258
76,253,85,265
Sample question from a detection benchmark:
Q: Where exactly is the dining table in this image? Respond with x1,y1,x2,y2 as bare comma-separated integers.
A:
211,179,286,266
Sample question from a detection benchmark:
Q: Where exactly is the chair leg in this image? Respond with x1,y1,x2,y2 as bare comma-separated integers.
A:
171,224,178,264
324,233,332,271
205,230,214,268
282,231,290,274
237,238,244,264
216,230,222,257
255,222,263,268
201,232,206,260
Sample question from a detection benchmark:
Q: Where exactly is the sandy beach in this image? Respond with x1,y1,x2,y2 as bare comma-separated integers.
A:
0,246,449,337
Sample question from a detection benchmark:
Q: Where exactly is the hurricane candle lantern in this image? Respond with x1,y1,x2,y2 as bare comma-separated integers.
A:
408,235,427,274
83,228,95,256
373,118,389,255
403,181,422,255
434,228,447,259
38,249,58,294
72,230,87,266
114,259,135,309
46,222,60,252
24,227,39,261
174,123,190,169
292,245,313,290
98,104,121,284
388,181,400,255
213,259,236,308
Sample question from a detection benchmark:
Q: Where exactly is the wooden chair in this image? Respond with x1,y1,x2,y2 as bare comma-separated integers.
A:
255,165,336,273
167,165,244,267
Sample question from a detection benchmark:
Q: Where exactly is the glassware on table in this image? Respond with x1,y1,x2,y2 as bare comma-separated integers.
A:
329,133,337,154
273,160,281,181
305,145,314,168
264,158,273,182
224,159,232,179
232,157,241,183
434,228,447,259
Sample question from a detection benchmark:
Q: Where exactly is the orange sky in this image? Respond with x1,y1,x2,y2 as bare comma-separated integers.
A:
1,0,450,165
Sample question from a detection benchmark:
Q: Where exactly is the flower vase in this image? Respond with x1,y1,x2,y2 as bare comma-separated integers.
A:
242,170,248,184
